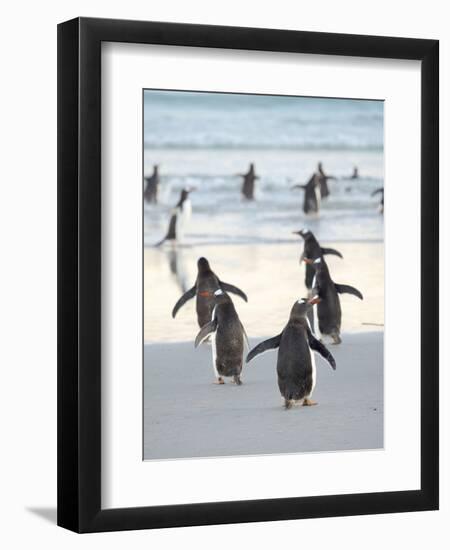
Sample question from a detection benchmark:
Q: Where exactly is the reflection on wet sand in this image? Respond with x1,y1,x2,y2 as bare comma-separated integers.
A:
165,246,189,294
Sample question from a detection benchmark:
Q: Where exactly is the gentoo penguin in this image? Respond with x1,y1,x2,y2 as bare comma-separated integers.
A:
246,297,336,409
291,173,321,215
195,289,248,385
240,163,259,200
292,229,343,290
155,187,195,246
371,187,384,214
144,164,160,204
350,166,359,180
317,162,336,198
172,257,248,328
304,256,363,344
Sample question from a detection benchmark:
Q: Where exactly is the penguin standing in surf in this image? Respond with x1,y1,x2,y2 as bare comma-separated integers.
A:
172,257,248,328
304,256,363,344
291,173,321,215
240,163,259,200
292,229,343,290
317,161,336,198
371,187,384,214
246,297,336,409
144,165,160,204
155,187,195,246
195,289,248,385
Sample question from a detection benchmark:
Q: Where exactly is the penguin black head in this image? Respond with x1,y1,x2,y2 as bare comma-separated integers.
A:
178,186,196,204
303,256,322,269
153,164,159,173
197,257,211,273
213,288,231,305
292,228,312,240
290,296,321,319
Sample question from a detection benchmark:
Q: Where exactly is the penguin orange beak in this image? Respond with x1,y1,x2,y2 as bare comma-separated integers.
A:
308,295,321,305
303,257,314,265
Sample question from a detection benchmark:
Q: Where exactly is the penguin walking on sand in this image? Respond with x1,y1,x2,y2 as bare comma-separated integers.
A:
317,162,336,198
240,163,259,200
144,165,160,204
303,256,363,344
291,173,321,215
172,257,248,328
246,297,336,409
292,229,343,290
195,289,248,385
350,166,359,180
155,187,195,246
371,187,384,214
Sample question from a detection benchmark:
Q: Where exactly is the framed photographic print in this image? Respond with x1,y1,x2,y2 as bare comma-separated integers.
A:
57,17,439,533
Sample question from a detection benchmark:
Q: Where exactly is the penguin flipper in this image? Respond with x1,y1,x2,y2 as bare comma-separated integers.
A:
194,319,218,348
246,334,281,363
321,247,343,259
307,329,336,370
219,281,248,302
335,284,364,300
172,286,197,318
291,184,307,190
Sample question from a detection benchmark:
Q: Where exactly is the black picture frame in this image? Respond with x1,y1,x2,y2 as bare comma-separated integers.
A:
57,17,439,533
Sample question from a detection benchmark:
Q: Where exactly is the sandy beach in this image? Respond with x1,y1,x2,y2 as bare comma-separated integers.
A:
144,241,384,460
144,331,383,460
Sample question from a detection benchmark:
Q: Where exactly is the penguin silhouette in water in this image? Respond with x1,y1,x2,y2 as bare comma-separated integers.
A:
172,257,248,328
240,163,259,200
195,289,248,385
155,187,195,246
292,229,343,290
304,256,363,344
291,173,321,214
350,166,359,180
144,165,160,204
371,187,384,214
246,297,336,409
317,162,336,198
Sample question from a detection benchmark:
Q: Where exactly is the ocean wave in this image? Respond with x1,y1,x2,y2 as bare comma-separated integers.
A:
144,142,383,152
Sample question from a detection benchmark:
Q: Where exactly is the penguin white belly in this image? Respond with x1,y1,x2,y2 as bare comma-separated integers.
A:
305,317,317,397
210,305,219,377
308,347,317,398
211,330,219,377
177,200,191,243
314,186,321,211
181,199,192,224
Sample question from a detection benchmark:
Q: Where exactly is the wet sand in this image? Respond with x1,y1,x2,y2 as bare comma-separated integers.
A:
144,241,384,343
144,331,383,460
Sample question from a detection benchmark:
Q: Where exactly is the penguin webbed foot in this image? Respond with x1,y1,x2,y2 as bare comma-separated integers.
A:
303,398,318,406
213,377,225,385
232,375,243,386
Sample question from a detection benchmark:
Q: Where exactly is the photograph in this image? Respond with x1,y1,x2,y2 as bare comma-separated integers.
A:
143,90,385,460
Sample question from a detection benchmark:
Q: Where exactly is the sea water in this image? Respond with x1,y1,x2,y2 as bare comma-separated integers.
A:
143,90,384,247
